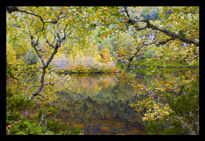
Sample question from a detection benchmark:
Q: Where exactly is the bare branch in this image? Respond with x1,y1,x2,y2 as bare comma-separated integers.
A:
127,37,175,69
44,34,56,49
144,20,199,46
15,8,68,33
123,7,131,21
30,35,45,66
25,82,54,99
6,6,19,13
43,31,67,69
30,24,70,100
29,68,46,100
122,17,199,46
25,85,39,99
18,10,45,32
128,42,151,69
7,7,69,100
134,25,147,31
36,93,52,105
62,23,70,40
44,12,67,24
156,37,175,46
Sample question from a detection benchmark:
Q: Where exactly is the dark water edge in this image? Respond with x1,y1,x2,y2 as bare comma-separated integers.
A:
54,65,199,75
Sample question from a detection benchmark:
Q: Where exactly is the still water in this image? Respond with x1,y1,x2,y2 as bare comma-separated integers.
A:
52,68,199,135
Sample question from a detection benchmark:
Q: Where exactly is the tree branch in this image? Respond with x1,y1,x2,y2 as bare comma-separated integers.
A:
25,83,54,99
8,7,68,33
6,6,19,13
144,20,199,46
123,7,131,21
30,35,45,66
127,37,175,69
123,17,199,46
29,24,69,100
128,42,153,69
29,68,46,100
44,35,56,49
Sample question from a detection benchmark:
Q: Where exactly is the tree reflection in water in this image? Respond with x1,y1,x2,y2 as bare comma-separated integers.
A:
53,68,199,135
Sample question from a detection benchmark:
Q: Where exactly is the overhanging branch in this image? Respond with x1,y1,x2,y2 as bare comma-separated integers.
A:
143,20,199,46
7,6,68,33
124,18,199,46
127,37,175,69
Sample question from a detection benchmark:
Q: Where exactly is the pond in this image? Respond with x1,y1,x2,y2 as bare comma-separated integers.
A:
52,68,199,135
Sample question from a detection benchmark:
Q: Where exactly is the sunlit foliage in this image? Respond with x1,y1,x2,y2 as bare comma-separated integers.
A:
6,6,199,135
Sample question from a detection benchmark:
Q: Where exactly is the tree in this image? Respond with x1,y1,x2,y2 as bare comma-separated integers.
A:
6,6,199,100
6,6,199,135
123,7,199,68
6,6,122,100
7,7,75,100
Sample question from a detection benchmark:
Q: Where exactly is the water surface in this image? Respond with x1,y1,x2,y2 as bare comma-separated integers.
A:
53,68,199,135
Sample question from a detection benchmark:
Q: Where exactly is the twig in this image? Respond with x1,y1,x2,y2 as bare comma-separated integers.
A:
30,23,69,100
25,83,54,99
16,8,68,33
30,35,45,66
